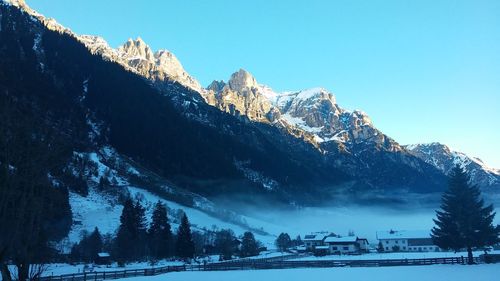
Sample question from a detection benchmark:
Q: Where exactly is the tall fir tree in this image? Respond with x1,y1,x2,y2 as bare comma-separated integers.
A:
275,233,292,252
431,165,500,264
114,199,147,261
133,200,148,258
214,229,237,260
114,198,135,261
87,227,103,262
240,231,259,257
175,213,195,259
148,201,172,260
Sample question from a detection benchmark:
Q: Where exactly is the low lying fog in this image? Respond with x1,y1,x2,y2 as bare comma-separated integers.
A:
220,195,500,244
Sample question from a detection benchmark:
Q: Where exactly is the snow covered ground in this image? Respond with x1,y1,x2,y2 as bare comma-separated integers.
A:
64,185,278,250
42,261,183,277
65,190,123,248
291,250,500,261
123,264,500,281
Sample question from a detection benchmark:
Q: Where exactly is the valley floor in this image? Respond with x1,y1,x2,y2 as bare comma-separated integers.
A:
124,264,500,281
291,250,499,261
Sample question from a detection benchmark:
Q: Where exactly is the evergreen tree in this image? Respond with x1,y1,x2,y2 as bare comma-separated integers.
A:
148,201,172,260
431,165,500,264
213,229,237,260
292,235,303,247
275,233,292,252
87,227,103,261
240,232,259,257
133,200,148,258
114,199,147,261
175,213,195,259
377,241,385,253
71,228,103,263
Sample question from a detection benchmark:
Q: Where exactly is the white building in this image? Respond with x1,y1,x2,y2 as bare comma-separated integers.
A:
303,234,326,251
323,236,370,254
376,230,439,252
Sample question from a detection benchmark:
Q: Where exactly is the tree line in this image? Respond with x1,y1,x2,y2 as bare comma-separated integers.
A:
70,199,265,264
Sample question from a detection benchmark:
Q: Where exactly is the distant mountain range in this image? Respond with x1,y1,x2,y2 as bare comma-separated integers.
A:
1,0,498,211
405,143,500,190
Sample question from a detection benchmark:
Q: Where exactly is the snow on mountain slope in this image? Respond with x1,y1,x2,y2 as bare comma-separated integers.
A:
405,143,500,189
66,189,123,247
126,186,276,246
57,147,276,250
64,185,276,250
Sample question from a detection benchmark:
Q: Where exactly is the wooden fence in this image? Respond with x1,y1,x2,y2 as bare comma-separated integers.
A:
35,256,482,281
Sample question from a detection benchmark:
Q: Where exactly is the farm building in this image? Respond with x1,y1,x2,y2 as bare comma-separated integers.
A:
323,236,370,254
376,230,439,252
303,233,328,251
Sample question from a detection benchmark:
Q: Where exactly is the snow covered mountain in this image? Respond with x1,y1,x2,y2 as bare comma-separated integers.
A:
4,0,489,208
4,0,498,250
205,69,402,153
405,143,500,190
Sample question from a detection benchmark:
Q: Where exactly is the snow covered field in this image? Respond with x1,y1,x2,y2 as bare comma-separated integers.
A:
124,264,500,281
42,261,183,277
291,250,500,261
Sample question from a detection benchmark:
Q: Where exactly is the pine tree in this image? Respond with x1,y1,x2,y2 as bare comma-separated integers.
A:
377,241,385,253
148,201,172,260
114,198,135,261
114,199,147,261
431,165,500,264
240,231,259,257
292,235,303,247
275,233,292,252
87,227,103,262
133,200,148,258
175,213,195,259
214,229,237,260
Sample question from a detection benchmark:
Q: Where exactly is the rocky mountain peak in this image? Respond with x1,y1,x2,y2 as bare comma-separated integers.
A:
405,142,500,189
118,37,154,61
110,37,202,92
228,69,259,92
207,80,226,93
4,0,26,8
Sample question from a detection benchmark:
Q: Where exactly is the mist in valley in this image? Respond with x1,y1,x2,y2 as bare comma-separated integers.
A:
215,192,500,245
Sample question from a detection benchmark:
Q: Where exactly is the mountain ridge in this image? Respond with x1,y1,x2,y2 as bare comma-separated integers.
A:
4,0,496,205
405,143,500,189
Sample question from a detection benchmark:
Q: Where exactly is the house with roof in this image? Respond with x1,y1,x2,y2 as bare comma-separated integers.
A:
303,233,327,251
376,230,439,252
323,236,370,254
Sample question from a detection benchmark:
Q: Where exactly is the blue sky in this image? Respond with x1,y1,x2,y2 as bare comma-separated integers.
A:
27,0,500,168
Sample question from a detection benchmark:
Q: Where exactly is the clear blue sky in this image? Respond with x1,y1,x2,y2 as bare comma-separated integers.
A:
27,0,500,168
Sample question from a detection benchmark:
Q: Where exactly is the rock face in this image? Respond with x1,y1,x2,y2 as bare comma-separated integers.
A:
69,34,203,93
205,71,402,154
203,69,275,121
405,143,500,190
275,88,401,152
115,38,203,92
